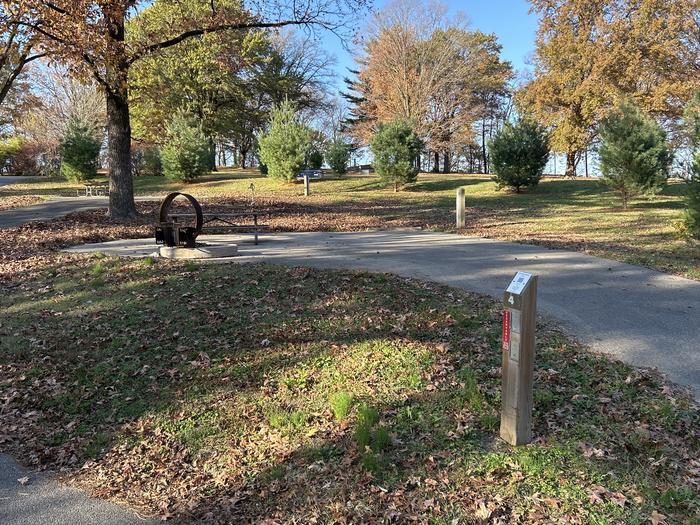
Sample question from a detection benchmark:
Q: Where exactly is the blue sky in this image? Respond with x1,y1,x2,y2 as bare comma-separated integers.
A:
320,0,540,91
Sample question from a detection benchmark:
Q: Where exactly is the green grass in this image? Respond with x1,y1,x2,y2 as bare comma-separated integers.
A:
2,168,696,279
0,258,697,523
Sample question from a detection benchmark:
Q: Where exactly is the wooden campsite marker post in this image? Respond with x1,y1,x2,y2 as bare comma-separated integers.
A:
304,174,310,197
500,271,538,446
456,188,465,228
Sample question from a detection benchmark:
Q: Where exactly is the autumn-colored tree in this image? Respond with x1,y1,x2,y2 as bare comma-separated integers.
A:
346,0,512,172
518,0,618,178
13,0,367,219
0,3,44,109
607,0,700,130
519,0,699,178
424,28,512,172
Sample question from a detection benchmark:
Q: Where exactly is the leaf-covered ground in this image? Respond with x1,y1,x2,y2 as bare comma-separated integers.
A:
1,253,698,524
0,194,44,211
2,170,698,279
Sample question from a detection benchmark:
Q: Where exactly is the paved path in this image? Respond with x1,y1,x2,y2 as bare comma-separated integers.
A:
0,176,36,187
0,196,158,229
0,197,109,228
68,230,700,398
0,454,153,525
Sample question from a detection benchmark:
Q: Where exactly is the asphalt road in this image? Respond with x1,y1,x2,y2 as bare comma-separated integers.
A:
0,196,159,229
0,197,110,228
68,230,700,399
0,454,154,525
0,176,35,187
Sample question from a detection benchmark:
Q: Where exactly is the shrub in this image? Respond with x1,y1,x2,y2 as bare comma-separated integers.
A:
258,100,312,182
0,137,40,176
326,138,351,175
371,120,421,191
599,101,672,208
59,122,101,182
488,118,550,193
161,111,211,182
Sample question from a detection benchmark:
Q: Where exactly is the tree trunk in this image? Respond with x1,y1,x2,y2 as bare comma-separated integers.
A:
584,149,589,178
218,143,225,167
106,89,137,220
565,150,577,178
239,147,248,169
208,137,217,171
442,151,450,174
432,151,439,173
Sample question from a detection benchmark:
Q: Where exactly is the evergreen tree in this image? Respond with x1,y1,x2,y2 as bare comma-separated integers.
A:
370,120,421,192
680,91,700,239
258,100,312,182
161,111,211,182
599,101,671,208
306,147,324,169
59,122,101,182
326,138,351,175
488,119,550,193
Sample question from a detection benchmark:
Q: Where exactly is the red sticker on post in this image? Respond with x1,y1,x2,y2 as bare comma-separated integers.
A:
502,309,511,350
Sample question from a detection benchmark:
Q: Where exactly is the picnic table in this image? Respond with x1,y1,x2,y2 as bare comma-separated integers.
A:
76,182,108,197
154,192,270,248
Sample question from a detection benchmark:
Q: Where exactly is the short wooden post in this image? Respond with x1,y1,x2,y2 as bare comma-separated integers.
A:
500,272,538,446
456,187,465,228
253,213,259,245
304,174,310,197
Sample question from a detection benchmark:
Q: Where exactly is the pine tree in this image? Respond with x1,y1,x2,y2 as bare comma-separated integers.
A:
258,101,312,182
326,138,351,175
598,101,672,208
488,119,550,193
161,111,211,182
59,121,101,182
370,120,421,192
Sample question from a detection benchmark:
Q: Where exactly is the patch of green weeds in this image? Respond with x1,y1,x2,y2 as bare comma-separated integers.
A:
354,404,392,476
329,392,353,422
268,408,309,435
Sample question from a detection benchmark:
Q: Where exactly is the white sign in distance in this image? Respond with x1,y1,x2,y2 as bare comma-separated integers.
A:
506,271,532,296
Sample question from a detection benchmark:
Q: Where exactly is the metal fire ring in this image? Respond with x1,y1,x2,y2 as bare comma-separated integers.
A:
158,192,204,235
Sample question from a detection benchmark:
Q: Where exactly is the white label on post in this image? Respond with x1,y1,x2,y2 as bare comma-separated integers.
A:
511,310,521,334
506,272,532,295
